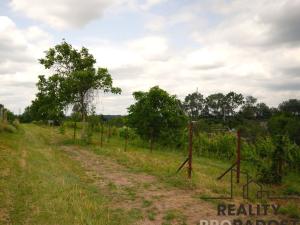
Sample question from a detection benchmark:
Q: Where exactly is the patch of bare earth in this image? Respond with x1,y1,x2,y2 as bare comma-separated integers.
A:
62,146,237,225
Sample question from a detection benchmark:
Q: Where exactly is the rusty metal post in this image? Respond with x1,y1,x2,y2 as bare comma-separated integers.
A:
188,121,193,179
236,129,241,183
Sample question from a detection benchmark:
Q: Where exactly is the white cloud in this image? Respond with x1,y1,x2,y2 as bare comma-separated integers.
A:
10,0,118,29
2,0,300,114
0,16,52,113
9,0,168,29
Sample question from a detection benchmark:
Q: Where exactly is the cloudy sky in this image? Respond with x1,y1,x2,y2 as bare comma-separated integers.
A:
1,0,300,115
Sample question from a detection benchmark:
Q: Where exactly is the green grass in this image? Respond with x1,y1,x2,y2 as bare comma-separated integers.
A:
66,126,300,217
0,124,138,225
1,124,299,223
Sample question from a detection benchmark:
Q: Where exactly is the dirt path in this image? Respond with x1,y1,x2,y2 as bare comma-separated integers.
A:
62,146,233,225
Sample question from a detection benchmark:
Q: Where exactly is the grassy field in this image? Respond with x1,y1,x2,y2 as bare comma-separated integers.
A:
0,124,299,225
0,124,141,225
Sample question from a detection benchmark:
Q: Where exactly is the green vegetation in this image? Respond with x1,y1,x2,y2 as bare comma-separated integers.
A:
0,124,139,224
3,40,298,223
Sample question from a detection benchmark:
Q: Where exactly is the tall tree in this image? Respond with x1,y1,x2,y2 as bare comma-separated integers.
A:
279,99,300,116
256,102,272,119
30,40,121,121
240,95,258,119
128,86,187,150
222,92,244,121
183,91,205,119
205,93,225,118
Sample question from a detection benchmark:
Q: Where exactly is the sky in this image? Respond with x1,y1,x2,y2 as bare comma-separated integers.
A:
1,0,300,115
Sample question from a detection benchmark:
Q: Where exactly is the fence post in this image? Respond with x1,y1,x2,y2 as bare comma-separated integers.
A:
236,129,241,183
0,107,3,122
3,109,7,123
188,121,193,179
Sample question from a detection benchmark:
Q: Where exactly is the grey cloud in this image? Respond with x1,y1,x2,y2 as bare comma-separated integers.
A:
264,81,300,91
110,65,145,80
191,63,224,71
10,0,117,29
280,66,300,77
263,0,300,46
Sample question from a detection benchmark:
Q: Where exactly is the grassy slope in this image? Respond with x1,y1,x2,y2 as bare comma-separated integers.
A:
72,127,300,218
0,124,299,224
0,124,138,225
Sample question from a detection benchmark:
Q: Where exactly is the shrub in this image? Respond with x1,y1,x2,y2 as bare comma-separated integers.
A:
59,123,65,134
81,123,93,144
0,123,17,133
12,119,20,129
119,126,137,140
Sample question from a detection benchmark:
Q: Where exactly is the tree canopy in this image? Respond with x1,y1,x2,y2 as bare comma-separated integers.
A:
128,86,187,150
26,40,121,122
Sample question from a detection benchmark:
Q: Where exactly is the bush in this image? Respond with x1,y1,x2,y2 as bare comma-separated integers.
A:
193,132,236,159
81,123,93,144
119,126,137,140
12,119,20,129
0,123,17,133
59,123,65,134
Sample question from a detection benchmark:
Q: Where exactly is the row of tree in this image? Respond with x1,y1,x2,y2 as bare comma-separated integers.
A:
19,40,300,149
183,92,300,121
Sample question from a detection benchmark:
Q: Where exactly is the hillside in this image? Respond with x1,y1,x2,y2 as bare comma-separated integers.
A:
0,125,299,225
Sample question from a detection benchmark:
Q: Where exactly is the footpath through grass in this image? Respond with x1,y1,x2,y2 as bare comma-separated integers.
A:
0,124,139,225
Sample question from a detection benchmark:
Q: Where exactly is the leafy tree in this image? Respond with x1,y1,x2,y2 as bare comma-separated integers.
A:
240,95,258,119
183,91,205,119
39,40,96,75
205,93,225,118
128,86,187,150
268,114,300,145
256,102,272,119
28,40,121,122
222,92,244,120
279,99,300,116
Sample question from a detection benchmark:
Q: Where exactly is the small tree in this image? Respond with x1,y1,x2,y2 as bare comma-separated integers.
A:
128,86,187,151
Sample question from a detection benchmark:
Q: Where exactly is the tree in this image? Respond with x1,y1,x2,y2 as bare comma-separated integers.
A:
183,91,205,119
256,102,272,119
63,69,121,121
279,99,300,116
240,95,257,119
222,92,244,121
128,86,187,150
205,93,225,118
268,114,300,145
29,40,121,122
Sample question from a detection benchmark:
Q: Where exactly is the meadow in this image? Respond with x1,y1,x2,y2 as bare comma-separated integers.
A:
1,123,299,224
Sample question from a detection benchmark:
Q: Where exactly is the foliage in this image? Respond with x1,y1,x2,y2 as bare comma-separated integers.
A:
183,92,205,119
268,114,300,144
24,40,121,122
279,99,300,116
119,126,137,140
128,86,187,149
